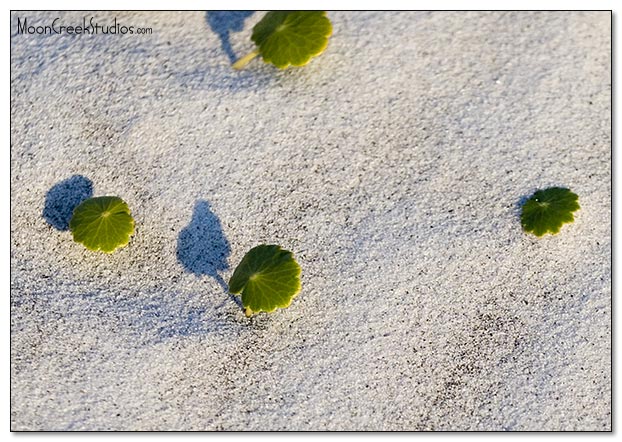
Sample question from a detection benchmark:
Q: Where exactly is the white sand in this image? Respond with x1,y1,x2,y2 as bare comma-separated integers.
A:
10,11,611,430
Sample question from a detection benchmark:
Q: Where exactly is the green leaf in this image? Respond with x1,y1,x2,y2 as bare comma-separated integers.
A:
521,187,580,237
229,244,302,316
69,196,135,253
233,11,332,69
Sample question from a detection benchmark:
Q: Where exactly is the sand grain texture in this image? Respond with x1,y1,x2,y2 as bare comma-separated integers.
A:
11,11,611,430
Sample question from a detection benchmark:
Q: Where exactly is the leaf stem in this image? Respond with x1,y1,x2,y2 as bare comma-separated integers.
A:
233,49,260,70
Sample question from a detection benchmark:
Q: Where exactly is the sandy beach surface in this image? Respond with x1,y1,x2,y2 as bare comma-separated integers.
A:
10,11,611,430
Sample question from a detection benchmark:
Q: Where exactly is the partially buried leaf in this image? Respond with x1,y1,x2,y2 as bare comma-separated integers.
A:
229,244,302,316
69,196,135,253
521,187,580,237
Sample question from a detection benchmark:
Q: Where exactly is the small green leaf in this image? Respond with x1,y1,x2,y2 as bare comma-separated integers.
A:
233,11,332,69
229,245,302,316
69,196,135,253
521,187,580,237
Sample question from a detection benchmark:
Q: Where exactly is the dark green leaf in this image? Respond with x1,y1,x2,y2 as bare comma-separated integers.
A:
521,187,580,237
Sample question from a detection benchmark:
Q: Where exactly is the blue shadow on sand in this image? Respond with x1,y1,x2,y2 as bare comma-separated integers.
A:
177,200,231,291
43,175,93,230
206,11,254,63
515,194,531,216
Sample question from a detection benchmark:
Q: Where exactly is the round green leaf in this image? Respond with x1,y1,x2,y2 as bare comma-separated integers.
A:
521,187,580,237
229,245,302,316
251,11,332,69
69,196,135,253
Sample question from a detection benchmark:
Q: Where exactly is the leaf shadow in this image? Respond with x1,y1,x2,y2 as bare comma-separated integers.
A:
514,194,530,216
176,200,241,308
43,175,93,230
206,11,255,64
